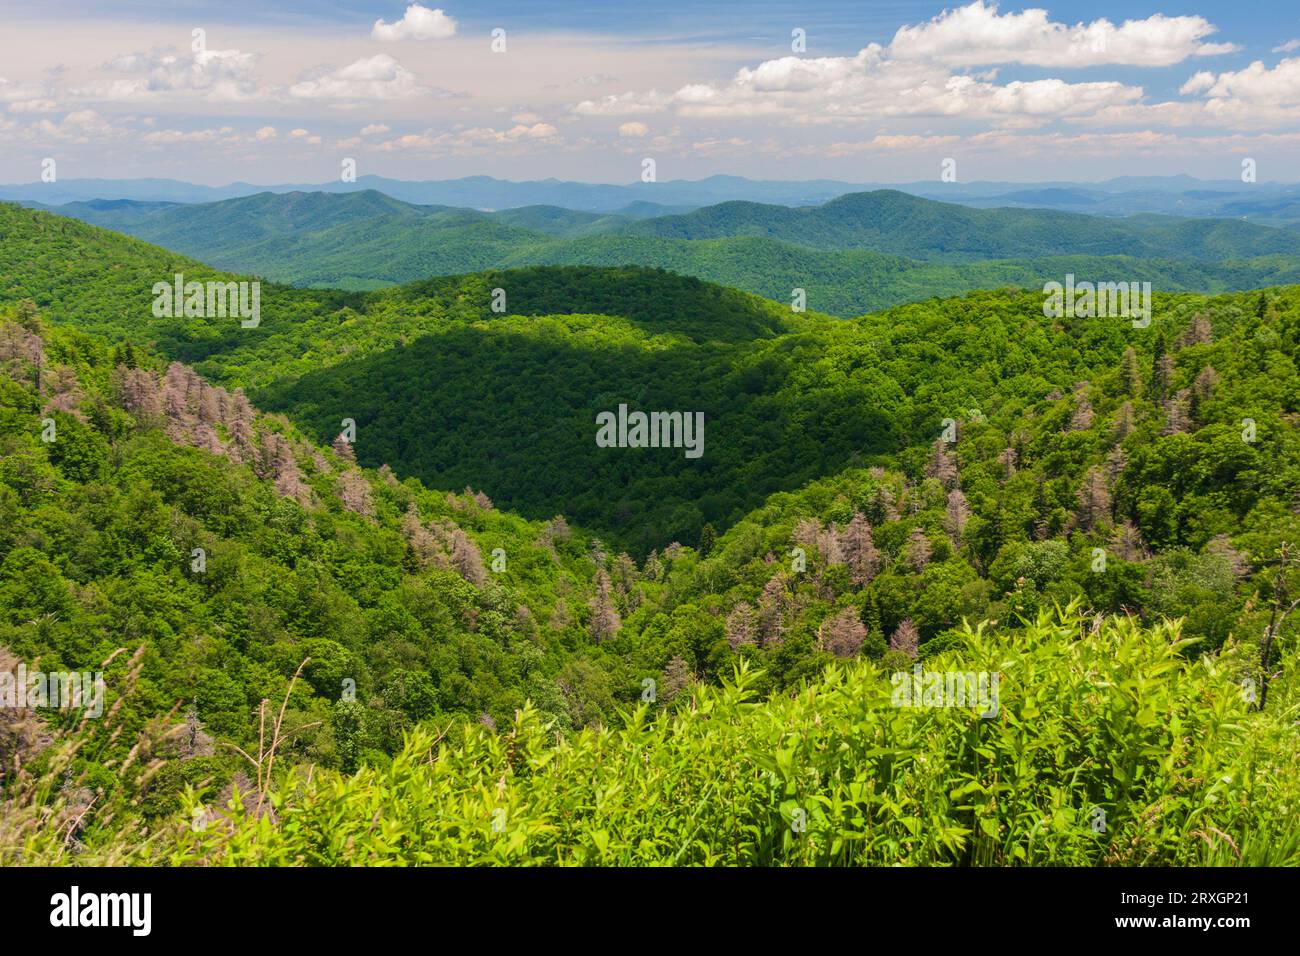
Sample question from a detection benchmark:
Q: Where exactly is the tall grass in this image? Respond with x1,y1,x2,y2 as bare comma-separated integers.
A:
0,645,170,865
140,608,1299,866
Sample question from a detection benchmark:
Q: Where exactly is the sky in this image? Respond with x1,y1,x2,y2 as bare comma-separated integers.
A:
3,0,1300,184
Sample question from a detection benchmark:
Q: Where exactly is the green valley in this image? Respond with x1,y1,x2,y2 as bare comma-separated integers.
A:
29,189,1300,315
2,197,1298,870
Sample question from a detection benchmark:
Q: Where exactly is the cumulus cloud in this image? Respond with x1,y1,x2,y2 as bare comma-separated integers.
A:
570,10,1185,128
565,3,1256,133
615,51,1142,124
1049,56,1300,131
573,89,672,116
27,109,121,143
289,55,427,102
1157,58,1300,126
76,46,262,102
1,1,1283,173
888,2,1238,68
1182,58,1300,103
372,5,457,42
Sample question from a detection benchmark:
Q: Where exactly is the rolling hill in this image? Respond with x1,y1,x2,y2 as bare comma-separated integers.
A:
5,200,1299,555
9,173,1300,222
25,190,1300,315
622,190,1300,260
3,200,1300,867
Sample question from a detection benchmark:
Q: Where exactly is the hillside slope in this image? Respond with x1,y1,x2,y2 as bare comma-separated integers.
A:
3,208,1300,867
626,190,1300,260
4,202,1299,557
27,192,1300,315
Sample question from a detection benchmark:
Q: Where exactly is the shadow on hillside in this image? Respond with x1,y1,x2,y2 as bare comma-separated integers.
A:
254,319,901,553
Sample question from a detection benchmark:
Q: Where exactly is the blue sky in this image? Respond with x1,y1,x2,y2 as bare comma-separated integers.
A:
3,1,1300,183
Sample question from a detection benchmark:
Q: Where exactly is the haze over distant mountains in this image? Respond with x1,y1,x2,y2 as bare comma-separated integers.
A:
7,173,1300,224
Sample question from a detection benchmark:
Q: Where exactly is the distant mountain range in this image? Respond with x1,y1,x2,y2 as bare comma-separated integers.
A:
0,174,859,210
16,187,1300,316
618,191,1300,260
6,173,1300,223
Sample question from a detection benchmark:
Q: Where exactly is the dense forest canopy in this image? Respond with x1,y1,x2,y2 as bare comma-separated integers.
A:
27,189,1300,315
1,200,1298,866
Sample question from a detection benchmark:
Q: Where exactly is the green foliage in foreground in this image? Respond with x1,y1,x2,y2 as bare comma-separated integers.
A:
62,611,1295,866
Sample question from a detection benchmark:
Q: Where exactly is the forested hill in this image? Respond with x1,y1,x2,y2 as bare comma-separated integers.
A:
34,187,1300,261
623,189,1300,260
0,203,807,381
23,191,1300,315
0,201,361,348
3,200,1300,866
3,201,1299,557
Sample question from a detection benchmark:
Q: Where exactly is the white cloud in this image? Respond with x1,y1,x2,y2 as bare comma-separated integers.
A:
507,122,559,141
77,47,262,102
822,133,963,156
141,126,235,144
372,5,457,42
1057,56,1300,130
373,122,561,154
27,109,121,143
1180,72,1216,96
1184,58,1300,103
289,54,426,102
1156,58,1300,127
621,53,1142,124
888,2,1237,68
0,77,45,103
563,3,1259,134
571,6,1198,129
974,128,1300,156
0,3,1286,177
688,136,750,155
573,89,672,116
